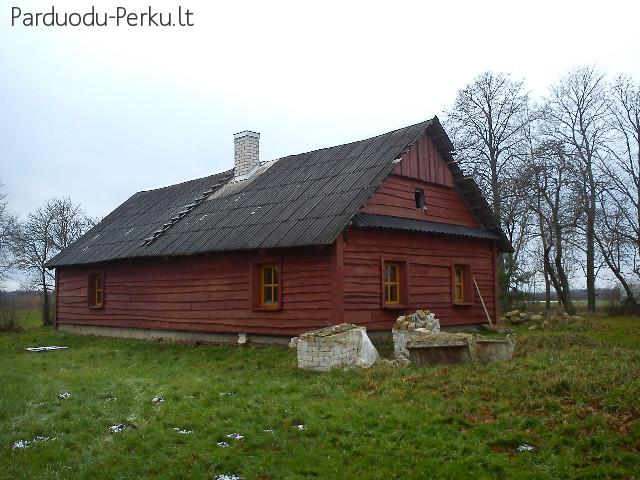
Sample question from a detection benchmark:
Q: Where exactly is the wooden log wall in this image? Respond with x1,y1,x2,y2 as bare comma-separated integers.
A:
360,174,480,227
392,133,454,186
361,133,479,227
342,228,497,329
56,247,333,337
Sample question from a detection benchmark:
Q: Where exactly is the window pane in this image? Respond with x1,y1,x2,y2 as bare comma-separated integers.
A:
263,286,272,304
263,266,272,284
88,274,104,307
390,285,398,303
272,286,278,304
384,263,402,304
386,264,397,283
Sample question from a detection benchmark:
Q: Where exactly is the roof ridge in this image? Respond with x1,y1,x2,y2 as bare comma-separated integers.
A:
48,116,480,267
271,119,433,164
137,168,234,195
135,120,434,196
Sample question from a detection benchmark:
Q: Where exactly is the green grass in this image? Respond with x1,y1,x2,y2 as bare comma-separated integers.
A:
16,309,42,330
1,313,639,479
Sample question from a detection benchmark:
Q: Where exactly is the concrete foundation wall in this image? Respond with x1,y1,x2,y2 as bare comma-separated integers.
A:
57,323,290,345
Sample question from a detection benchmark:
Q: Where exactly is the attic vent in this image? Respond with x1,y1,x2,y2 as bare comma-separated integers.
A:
141,179,227,246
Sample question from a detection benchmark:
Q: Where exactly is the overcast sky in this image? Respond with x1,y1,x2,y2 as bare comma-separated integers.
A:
1,0,639,219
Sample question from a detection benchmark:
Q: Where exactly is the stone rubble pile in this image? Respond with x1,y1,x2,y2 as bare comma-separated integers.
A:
393,309,515,365
392,309,441,359
498,309,584,330
296,323,379,372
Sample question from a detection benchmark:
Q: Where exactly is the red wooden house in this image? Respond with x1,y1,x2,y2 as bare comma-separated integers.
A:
47,118,510,342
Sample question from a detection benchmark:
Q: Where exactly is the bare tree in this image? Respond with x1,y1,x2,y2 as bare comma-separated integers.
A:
545,66,610,312
528,141,578,315
0,182,16,287
445,71,534,307
595,191,638,310
595,75,640,310
11,197,94,325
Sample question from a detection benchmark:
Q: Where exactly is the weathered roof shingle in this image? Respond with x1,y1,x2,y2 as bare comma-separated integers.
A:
47,117,510,267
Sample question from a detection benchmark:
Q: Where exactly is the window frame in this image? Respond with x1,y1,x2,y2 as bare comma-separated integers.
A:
415,188,425,210
87,272,105,310
451,264,473,306
381,257,409,309
252,258,282,311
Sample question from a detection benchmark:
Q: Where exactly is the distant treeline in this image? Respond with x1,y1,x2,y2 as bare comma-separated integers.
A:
528,288,620,302
0,290,44,310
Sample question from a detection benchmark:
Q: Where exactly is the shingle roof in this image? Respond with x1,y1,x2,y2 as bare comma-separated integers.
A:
352,213,502,241
47,117,510,268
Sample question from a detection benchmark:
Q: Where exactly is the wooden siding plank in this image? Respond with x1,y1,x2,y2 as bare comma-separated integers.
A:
360,174,480,227
342,229,496,328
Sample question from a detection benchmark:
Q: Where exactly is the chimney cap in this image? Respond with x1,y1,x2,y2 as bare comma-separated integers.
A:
233,130,260,140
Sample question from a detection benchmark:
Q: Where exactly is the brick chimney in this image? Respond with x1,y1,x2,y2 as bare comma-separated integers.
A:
233,130,260,178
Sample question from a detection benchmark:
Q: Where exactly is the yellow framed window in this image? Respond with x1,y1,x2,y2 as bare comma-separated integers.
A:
454,265,464,303
88,273,104,308
261,264,279,306
384,263,400,304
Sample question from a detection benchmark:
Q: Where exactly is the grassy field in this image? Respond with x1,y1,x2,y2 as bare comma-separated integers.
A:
1,314,639,479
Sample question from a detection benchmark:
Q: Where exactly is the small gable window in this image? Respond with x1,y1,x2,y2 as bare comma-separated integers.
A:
88,273,104,309
415,189,425,209
452,264,472,305
261,264,279,307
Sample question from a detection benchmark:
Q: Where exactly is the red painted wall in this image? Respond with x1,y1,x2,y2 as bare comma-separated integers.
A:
56,247,333,337
346,131,498,329
360,174,480,228
342,228,497,329
56,132,500,336
361,133,478,227
392,133,454,186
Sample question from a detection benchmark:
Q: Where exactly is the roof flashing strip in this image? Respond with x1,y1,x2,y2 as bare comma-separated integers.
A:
140,176,230,246
352,213,501,241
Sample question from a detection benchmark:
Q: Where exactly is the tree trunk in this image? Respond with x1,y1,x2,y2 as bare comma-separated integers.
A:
543,259,551,316
555,258,576,315
586,213,596,312
41,271,52,326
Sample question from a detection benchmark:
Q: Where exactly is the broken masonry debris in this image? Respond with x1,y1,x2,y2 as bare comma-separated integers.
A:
296,323,378,371
392,309,441,359
393,310,516,365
